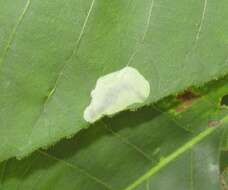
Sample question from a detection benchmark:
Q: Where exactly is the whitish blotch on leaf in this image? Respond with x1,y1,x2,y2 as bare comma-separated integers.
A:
84,66,150,123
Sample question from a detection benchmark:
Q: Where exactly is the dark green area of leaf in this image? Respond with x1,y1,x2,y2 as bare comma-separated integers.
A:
221,95,228,107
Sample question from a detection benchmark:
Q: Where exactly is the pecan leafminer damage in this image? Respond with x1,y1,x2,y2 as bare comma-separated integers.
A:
175,90,200,113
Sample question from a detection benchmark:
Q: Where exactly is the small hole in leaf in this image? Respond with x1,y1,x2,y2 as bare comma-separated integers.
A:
220,94,228,107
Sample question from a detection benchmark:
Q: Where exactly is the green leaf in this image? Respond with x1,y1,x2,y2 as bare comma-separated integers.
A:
221,124,228,150
221,162,228,190
0,76,227,190
1,0,228,161
134,132,222,190
223,171,228,190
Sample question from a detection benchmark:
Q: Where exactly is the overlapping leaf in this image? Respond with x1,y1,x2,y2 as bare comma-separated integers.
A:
0,76,227,190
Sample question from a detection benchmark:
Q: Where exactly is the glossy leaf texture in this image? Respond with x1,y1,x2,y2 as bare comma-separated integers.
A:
0,76,227,190
1,0,228,161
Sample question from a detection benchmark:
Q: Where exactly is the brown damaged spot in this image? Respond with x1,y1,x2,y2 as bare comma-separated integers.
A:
208,120,220,128
175,90,200,113
177,90,199,101
220,171,228,190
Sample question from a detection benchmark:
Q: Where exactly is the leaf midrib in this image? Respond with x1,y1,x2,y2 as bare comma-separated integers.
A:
124,115,228,190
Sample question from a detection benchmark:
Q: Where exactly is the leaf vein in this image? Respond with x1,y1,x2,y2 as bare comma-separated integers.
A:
0,0,31,66
127,0,155,66
27,0,96,144
102,121,153,162
38,150,112,190
195,0,208,43
123,126,219,190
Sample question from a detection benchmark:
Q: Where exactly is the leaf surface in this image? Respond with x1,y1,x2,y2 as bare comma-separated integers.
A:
0,0,228,161
0,76,227,190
